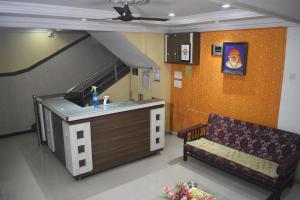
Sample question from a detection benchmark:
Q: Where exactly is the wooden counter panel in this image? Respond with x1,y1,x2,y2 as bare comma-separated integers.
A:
89,108,151,173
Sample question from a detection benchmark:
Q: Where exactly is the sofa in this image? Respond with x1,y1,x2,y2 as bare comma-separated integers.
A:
177,113,300,200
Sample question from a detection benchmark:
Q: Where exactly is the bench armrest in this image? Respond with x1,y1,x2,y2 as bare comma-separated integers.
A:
177,124,207,144
277,153,300,176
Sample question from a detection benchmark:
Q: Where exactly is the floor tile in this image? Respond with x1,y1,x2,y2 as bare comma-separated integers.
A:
0,133,299,200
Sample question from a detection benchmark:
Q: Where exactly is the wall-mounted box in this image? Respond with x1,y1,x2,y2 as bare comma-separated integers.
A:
164,32,200,64
212,44,223,56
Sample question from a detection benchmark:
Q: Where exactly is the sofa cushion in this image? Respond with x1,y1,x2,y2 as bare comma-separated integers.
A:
185,143,278,187
205,113,300,162
187,138,279,178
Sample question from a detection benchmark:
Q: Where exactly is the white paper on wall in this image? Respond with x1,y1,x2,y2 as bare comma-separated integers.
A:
174,80,182,88
142,69,150,89
174,71,183,79
153,69,160,82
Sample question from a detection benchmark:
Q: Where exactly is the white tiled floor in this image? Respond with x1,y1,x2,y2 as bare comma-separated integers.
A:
0,133,299,200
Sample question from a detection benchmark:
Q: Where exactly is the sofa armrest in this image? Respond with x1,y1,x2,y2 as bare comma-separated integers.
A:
277,153,300,176
177,124,207,144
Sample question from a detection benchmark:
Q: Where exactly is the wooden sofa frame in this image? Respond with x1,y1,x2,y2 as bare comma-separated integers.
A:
178,124,298,200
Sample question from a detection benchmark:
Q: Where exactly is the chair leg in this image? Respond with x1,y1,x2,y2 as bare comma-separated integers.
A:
267,189,282,200
183,147,187,161
266,193,274,200
274,192,281,200
273,189,282,200
288,176,295,188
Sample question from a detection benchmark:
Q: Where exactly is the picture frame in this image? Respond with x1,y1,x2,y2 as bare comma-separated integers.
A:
221,42,248,75
180,43,190,62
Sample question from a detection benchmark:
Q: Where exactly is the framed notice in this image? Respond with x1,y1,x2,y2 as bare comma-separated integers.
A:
180,44,190,62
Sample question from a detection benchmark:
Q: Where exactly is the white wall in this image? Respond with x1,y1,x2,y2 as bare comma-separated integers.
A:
278,26,300,181
0,31,84,73
89,31,158,69
0,36,119,135
99,74,131,102
278,27,300,133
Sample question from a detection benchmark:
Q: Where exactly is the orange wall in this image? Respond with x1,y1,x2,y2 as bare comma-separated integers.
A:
170,28,287,131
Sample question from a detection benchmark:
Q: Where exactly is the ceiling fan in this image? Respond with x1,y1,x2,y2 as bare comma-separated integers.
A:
111,2,170,22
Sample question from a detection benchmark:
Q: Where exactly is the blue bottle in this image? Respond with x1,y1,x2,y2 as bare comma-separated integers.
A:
91,86,99,108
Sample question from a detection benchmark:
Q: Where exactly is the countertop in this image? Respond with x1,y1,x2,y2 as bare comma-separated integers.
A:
41,97,165,122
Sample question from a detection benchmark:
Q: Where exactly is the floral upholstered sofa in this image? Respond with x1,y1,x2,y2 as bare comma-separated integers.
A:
178,113,300,200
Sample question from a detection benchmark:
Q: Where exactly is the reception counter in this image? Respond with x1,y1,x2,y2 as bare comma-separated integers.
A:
36,97,165,179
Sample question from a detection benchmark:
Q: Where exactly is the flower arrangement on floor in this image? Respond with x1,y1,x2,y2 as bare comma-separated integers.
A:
161,181,215,200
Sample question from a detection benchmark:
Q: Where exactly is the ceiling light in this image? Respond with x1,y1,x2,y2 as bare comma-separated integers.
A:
48,31,54,38
107,0,149,5
81,18,87,21
168,13,175,17
222,4,231,8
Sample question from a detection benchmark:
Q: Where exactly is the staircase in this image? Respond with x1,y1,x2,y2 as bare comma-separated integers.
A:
64,59,130,106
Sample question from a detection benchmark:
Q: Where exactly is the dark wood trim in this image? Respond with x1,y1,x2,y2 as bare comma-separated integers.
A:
0,33,90,77
191,32,200,64
0,129,32,139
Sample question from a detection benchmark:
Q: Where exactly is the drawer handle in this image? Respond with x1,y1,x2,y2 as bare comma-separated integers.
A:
78,145,85,154
79,159,86,167
77,131,84,139
156,126,160,132
156,114,160,121
156,138,160,144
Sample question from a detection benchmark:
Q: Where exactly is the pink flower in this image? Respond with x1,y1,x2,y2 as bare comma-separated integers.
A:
181,196,188,200
182,186,189,194
168,192,175,200
163,186,171,193
162,182,192,200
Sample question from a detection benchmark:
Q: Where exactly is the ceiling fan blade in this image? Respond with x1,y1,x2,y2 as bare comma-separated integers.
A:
113,6,125,16
134,17,169,21
124,4,132,15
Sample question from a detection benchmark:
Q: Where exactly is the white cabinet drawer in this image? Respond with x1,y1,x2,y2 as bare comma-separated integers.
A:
150,107,165,151
62,122,93,176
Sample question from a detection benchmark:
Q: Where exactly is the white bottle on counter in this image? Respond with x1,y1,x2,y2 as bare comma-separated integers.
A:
103,96,110,105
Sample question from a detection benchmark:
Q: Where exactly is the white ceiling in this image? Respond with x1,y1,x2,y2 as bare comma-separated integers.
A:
226,0,300,24
0,0,298,32
8,0,226,17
